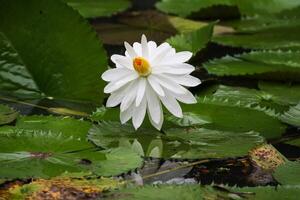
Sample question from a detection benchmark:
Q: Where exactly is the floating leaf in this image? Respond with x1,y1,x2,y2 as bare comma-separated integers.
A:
15,115,92,139
204,51,300,80
89,121,264,159
156,0,300,17
213,26,300,50
166,22,215,54
177,98,286,139
0,0,107,104
0,104,18,125
64,0,131,18
199,84,300,117
0,118,142,178
273,161,300,185
279,103,300,127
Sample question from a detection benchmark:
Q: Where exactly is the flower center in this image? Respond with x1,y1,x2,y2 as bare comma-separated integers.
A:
133,57,151,76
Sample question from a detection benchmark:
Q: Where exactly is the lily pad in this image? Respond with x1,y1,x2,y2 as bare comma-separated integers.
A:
156,0,300,17
177,98,286,139
213,26,300,50
88,121,264,159
0,124,142,178
64,0,131,18
0,104,18,125
0,0,107,104
15,115,92,139
204,51,300,80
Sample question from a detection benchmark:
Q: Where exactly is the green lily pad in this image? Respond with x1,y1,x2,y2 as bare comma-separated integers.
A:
0,104,18,125
156,0,300,17
204,51,300,80
64,0,131,18
0,117,142,178
15,115,92,139
213,26,300,50
177,98,286,139
0,0,107,104
88,121,264,159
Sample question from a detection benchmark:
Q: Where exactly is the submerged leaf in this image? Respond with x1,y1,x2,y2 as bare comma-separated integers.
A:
64,0,131,18
0,104,18,125
0,0,107,104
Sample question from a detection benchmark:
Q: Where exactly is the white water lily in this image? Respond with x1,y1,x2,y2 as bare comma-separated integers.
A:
102,35,201,130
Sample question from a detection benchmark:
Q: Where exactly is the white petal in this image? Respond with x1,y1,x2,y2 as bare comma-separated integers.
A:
147,75,165,96
148,107,163,130
115,56,134,70
151,74,188,95
133,42,142,56
163,51,193,64
124,42,138,58
164,74,201,87
146,84,161,124
120,82,138,112
120,102,134,124
104,73,138,93
141,34,149,58
151,63,195,75
106,89,126,107
101,68,132,82
132,96,147,130
148,41,157,59
136,78,146,106
150,43,172,65
159,91,183,118
169,89,197,104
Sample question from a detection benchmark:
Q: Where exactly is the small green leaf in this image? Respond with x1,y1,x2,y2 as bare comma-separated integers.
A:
0,0,107,104
0,104,18,125
204,51,300,80
64,0,131,18
167,22,215,54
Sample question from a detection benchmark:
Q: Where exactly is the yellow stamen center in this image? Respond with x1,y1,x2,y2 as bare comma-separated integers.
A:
133,57,151,76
